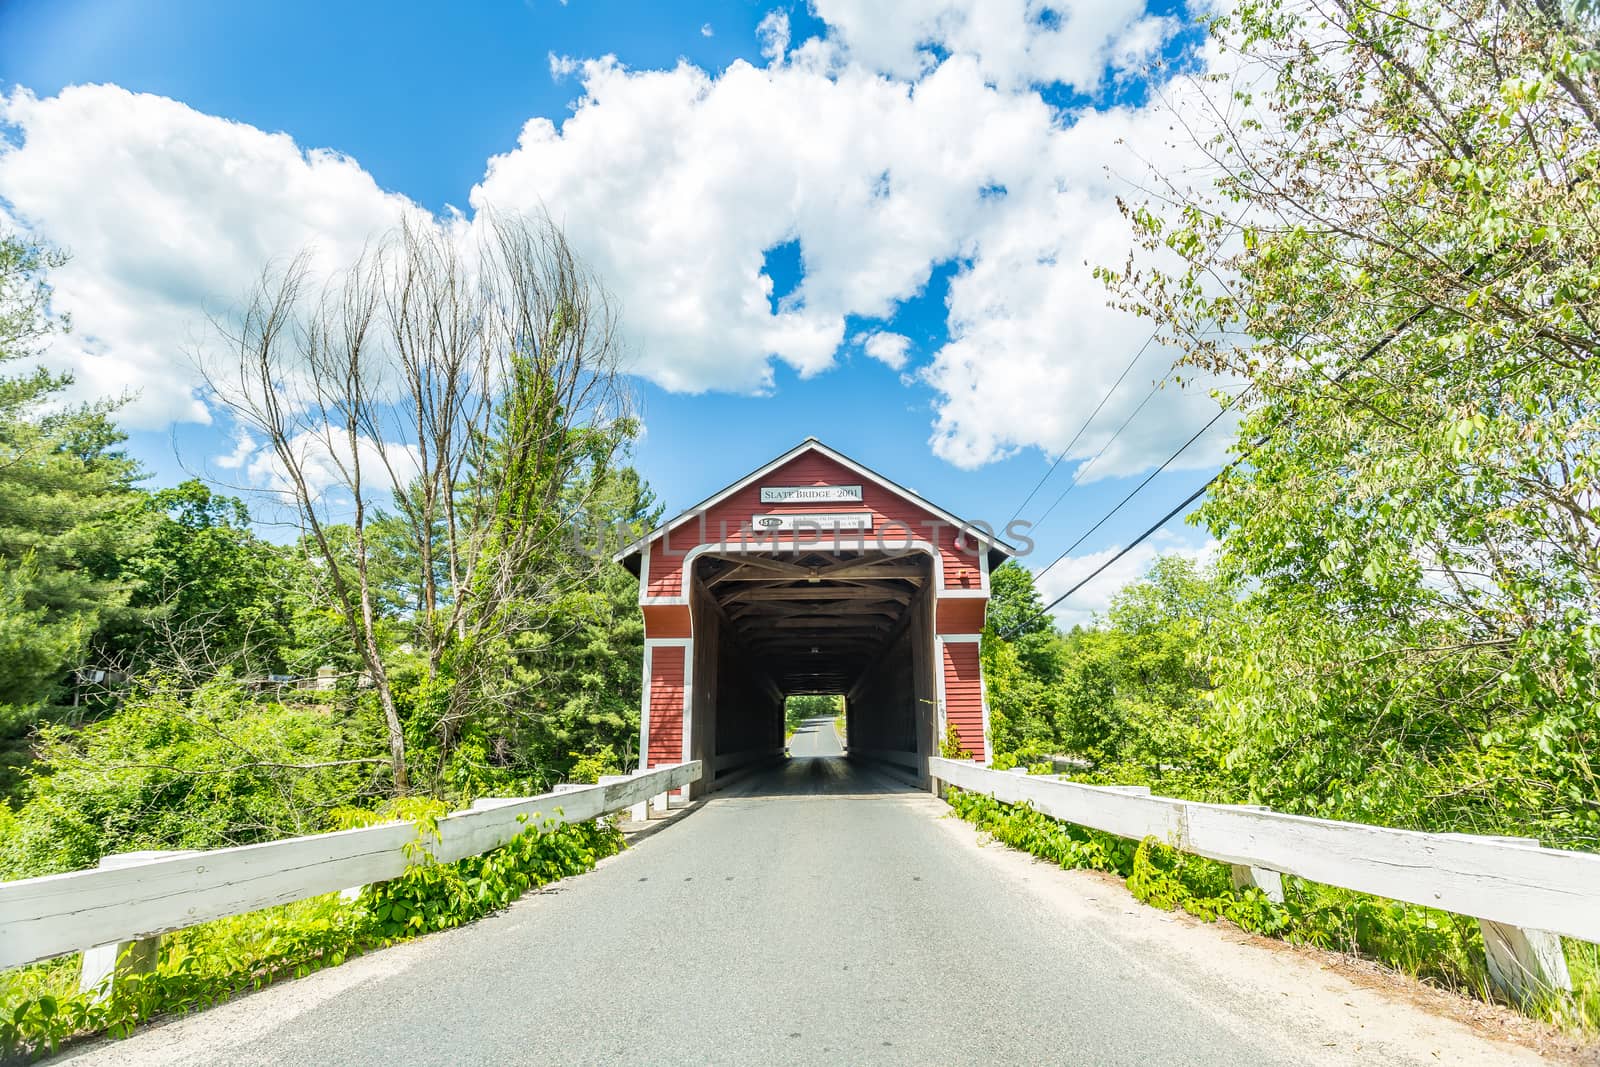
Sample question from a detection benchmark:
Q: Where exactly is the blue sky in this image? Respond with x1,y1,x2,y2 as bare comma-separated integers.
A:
0,0,1230,624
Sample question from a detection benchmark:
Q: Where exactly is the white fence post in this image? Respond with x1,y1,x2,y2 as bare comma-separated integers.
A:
1481,919,1572,1006
1453,834,1573,1005
78,850,196,1001
1222,805,1285,904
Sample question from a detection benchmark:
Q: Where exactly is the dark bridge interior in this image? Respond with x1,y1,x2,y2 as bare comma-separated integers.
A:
688,550,938,788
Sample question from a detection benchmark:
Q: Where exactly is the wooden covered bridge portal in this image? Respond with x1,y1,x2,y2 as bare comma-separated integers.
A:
616,439,1010,795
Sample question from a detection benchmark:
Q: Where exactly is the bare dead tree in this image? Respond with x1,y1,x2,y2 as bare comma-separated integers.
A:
203,212,632,794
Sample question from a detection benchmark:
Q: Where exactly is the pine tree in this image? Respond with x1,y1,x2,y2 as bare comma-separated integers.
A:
0,233,144,727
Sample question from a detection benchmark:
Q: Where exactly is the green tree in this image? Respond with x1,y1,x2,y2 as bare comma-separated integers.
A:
981,562,1067,760
0,232,145,729
1096,557,1233,784
982,556,1235,784
105,480,297,676
1107,0,1600,843
208,214,634,793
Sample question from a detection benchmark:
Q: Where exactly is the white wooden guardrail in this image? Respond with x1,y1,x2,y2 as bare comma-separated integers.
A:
929,757,1600,1005
0,760,701,981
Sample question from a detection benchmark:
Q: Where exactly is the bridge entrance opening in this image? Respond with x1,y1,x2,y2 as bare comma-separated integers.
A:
784,695,845,755
616,438,1011,797
693,549,934,785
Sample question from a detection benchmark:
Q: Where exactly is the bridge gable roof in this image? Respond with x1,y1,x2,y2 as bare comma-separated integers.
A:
613,437,1016,571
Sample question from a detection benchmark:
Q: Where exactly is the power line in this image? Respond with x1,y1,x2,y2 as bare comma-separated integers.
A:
1038,474,1218,622
1030,387,1245,585
1029,371,1167,533
1016,302,1437,634
1004,328,1159,528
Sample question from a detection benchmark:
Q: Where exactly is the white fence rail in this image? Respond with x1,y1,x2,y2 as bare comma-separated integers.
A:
930,757,1598,1003
0,761,701,973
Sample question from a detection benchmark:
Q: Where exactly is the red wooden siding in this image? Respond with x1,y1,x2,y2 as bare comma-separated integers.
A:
647,645,686,768
941,641,986,762
643,450,986,601
936,598,987,635
641,604,692,638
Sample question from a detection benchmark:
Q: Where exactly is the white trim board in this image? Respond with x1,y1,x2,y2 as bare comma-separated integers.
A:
640,540,989,607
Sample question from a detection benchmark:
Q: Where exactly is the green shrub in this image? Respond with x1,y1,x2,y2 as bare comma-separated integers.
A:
0,815,624,1060
0,677,382,880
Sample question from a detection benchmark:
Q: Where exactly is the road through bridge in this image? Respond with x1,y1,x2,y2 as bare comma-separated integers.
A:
49,728,1545,1066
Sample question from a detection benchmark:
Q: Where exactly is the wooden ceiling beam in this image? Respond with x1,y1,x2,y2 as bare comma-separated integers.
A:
700,553,813,578
729,601,902,619
748,618,892,630
723,586,911,605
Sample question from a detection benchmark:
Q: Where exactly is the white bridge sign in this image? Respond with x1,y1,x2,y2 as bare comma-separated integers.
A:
759,485,863,504
751,512,873,532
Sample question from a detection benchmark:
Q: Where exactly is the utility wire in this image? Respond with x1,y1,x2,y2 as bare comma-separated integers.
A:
1029,370,1167,533
1031,386,1246,585
1004,328,1160,528
1033,474,1219,627
1009,301,1437,637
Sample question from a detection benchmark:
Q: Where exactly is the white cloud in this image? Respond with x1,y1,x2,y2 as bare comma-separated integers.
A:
214,427,258,472
811,0,1175,91
701,23,714,38
242,425,424,505
1035,532,1219,629
0,3,1239,483
0,85,418,429
471,17,1235,469
469,52,1057,395
756,11,790,63
860,330,912,370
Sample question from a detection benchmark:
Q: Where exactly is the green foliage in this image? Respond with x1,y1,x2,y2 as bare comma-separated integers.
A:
1099,0,1600,848
0,678,383,879
983,556,1236,796
0,816,624,1059
946,788,1135,874
565,746,621,785
785,694,841,737
0,232,145,733
107,481,299,674
939,723,972,760
369,455,657,794
363,812,624,939
944,790,1600,1023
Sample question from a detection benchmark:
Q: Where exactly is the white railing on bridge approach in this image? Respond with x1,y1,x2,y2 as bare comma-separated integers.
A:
929,756,1600,1007
0,761,702,987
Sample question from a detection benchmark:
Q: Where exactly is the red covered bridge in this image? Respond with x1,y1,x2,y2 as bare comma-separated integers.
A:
614,438,1012,794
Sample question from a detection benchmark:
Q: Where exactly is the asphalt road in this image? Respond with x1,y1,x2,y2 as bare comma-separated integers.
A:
54,722,1532,1066
786,713,844,759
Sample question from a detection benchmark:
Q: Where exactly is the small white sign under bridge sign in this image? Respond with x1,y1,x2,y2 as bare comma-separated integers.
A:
758,485,863,504
750,512,873,532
